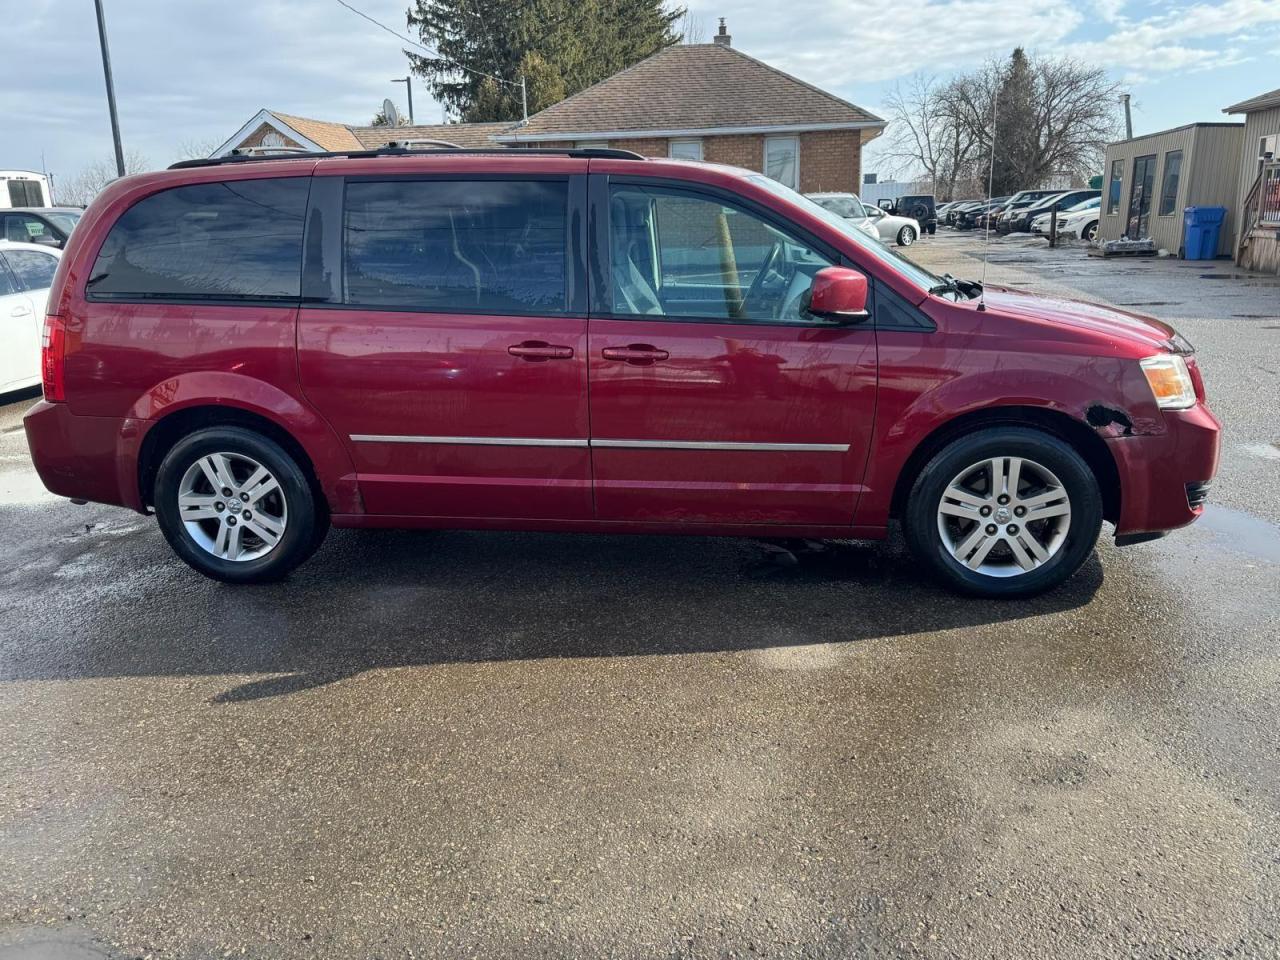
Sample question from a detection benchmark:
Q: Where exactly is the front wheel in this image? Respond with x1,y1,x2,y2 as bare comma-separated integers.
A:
1082,220,1099,242
897,225,917,246
903,427,1102,598
153,426,328,583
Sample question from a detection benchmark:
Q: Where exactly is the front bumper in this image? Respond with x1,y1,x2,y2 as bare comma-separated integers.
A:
23,400,147,511
1108,402,1221,537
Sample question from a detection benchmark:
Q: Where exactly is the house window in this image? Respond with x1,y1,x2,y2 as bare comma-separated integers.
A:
1106,159,1123,215
668,139,703,161
1157,150,1182,216
764,137,799,190
261,131,286,148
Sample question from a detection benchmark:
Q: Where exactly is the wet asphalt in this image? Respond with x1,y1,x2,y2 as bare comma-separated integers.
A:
1,232,1278,959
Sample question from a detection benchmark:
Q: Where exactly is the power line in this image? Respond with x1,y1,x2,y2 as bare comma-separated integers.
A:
332,0,521,88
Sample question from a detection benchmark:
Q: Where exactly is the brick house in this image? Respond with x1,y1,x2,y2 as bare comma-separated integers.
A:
213,23,884,194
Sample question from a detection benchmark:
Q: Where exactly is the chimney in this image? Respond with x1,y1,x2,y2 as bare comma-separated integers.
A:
713,17,731,46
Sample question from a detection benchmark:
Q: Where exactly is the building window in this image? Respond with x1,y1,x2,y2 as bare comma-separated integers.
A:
764,137,799,190
668,139,703,161
1106,159,1123,215
1157,150,1182,216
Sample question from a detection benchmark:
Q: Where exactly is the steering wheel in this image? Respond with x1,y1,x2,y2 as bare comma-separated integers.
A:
738,241,787,319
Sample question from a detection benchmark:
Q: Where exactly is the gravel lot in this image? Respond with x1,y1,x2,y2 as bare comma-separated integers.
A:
1,231,1278,959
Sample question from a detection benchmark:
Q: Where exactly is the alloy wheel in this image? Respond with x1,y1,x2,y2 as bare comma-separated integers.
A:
936,456,1072,578
177,452,288,562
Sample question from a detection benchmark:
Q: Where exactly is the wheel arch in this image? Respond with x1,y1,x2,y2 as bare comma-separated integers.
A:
139,405,327,514
888,405,1121,524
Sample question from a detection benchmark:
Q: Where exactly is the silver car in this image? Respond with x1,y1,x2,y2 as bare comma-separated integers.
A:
806,193,922,246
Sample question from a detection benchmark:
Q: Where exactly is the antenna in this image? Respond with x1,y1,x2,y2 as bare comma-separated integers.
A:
382,98,400,127
977,86,998,312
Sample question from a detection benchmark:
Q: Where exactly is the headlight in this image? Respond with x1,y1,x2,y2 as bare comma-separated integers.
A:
1140,354,1196,409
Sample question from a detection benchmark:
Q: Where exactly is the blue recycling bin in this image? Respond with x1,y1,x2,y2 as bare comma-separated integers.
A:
1183,206,1226,260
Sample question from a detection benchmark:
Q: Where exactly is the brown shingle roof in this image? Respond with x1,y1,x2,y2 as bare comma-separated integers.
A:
498,43,883,140
269,112,365,151
350,121,513,149
1225,88,1280,114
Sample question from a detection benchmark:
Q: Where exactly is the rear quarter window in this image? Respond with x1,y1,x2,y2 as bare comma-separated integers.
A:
87,177,308,300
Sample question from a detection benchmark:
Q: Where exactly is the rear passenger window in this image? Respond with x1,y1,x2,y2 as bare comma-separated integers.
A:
3,250,58,291
343,180,567,313
88,178,308,300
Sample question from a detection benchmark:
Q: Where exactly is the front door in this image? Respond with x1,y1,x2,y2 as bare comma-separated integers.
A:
1127,154,1157,239
298,173,593,520
588,179,877,526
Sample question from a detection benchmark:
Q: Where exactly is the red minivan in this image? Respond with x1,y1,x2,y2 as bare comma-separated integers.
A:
24,148,1220,597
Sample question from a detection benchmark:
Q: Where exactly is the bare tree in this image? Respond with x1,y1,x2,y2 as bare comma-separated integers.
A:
885,51,1122,198
175,138,219,162
58,151,151,207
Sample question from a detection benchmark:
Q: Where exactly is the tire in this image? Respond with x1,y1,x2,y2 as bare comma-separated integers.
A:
897,225,917,246
902,427,1102,598
153,426,328,583
1082,220,1099,242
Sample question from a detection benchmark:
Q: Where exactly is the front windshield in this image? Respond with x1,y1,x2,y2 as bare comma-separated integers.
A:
45,211,80,232
750,175,941,293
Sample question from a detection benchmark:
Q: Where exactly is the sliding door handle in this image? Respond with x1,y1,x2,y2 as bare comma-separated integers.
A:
508,341,574,361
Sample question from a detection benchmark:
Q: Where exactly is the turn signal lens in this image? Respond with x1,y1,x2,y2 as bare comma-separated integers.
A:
1140,354,1195,410
41,314,67,402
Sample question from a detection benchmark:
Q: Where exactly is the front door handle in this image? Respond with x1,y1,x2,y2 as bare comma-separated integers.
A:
601,344,669,365
508,340,574,362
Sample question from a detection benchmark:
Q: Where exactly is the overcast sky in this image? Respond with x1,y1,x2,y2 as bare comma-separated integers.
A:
5,0,1279,193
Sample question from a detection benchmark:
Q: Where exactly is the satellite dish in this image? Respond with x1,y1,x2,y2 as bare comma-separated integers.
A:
382,98,399,126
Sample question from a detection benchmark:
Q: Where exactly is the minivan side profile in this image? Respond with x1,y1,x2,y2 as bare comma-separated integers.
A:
25,148,1220,597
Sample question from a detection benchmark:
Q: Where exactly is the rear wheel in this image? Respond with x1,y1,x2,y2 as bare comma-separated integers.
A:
153,426,327,583
903,427,1102,597
897,225,917,246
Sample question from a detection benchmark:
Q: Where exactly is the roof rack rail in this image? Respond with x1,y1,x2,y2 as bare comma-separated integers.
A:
168,145,646,170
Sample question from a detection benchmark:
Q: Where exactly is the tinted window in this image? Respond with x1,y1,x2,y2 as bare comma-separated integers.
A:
3,250,58,291
7,180,43,206
89,178,308,300
609,183,832,324
343,180,567,313
1158,150,1182,216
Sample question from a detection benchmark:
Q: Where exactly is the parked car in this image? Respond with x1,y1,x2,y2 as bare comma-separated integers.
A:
804,193,883,242
955,198,1010,229
810,193,921,246
1032,196,1102,241
24,148,1220,598
881,195,937,235
989,189,1065,232
1,207,82,248
945,201,983,226
1002,190,1099,234
0,240,60,394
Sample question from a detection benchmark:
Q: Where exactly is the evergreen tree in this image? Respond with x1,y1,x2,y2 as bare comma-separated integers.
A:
405,0,683,122
992,48,1038,196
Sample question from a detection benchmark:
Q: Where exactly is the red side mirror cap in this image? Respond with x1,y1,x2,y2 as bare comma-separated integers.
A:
808,266,869,322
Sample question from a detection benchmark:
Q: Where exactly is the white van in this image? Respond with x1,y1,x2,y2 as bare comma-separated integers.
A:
0,171,52,209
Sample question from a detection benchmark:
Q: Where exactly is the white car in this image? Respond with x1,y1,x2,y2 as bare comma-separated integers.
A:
806,192,922,246
1030,196,1101,241
0,240,60,394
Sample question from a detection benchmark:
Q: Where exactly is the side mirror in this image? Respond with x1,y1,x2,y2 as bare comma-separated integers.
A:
807,266,869,323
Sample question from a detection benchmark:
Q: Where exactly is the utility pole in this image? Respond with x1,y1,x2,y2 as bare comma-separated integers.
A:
94,0,126,177
392,77,414,125
1120,93,1133,140
520,77,528,124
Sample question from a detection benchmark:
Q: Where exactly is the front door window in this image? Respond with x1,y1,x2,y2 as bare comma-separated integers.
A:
1127,154,1156,239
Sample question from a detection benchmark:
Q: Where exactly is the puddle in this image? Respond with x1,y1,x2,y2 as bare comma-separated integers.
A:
1198,505,1280,564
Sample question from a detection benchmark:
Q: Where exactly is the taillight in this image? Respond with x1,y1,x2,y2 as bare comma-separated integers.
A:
42,314,67,402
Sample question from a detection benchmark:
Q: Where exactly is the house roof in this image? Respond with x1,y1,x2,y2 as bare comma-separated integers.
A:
350,122,513,149
496,43,884,142
1224,88,1280,114
269,112,365,151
